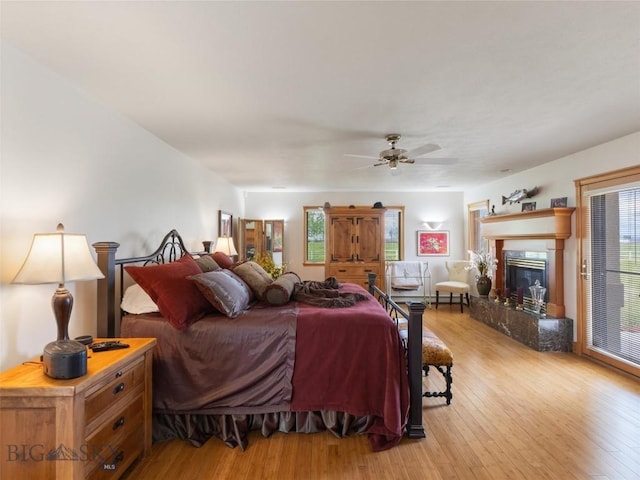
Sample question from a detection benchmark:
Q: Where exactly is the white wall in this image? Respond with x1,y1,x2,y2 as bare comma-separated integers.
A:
0,43,243,370
244,191,465,288
464,131,640,335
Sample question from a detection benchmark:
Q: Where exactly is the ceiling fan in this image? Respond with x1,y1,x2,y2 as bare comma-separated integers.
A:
345,134,455,171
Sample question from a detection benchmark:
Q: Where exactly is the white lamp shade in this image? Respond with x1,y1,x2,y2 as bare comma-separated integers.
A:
213,236,238,256
12,227,104,285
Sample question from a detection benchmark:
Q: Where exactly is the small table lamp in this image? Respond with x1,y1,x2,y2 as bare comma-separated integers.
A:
12,223,104,379
213,236,238,257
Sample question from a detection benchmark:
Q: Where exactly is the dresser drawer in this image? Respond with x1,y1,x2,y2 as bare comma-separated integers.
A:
327,264,380,277
339,277,373,290
84,394,144,476
87,427,144,480
85,357,145,425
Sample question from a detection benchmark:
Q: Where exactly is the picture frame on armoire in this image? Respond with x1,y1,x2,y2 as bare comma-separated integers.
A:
417,230,450,256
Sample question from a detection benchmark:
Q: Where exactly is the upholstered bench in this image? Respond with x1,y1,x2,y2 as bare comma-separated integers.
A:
398,324,453,405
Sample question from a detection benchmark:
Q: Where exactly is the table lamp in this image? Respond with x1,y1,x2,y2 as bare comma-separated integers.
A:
12,223,104,379
213,236,238,257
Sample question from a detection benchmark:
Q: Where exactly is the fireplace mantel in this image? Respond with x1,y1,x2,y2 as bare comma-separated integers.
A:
480,207,575,318
480,207,575,240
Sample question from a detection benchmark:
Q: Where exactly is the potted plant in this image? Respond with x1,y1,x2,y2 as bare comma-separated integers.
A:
253,251,287,280
467,250,498,296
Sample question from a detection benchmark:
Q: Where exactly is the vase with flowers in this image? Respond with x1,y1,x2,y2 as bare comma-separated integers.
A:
467,250,498,297
253,251,287,280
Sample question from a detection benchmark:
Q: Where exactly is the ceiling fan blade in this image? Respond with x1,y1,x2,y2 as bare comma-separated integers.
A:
412,157,458,165
406,143,441,158
399,158,415,164
344,153,379,160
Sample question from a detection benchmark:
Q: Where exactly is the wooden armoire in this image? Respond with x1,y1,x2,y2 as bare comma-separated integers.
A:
324,206,385,290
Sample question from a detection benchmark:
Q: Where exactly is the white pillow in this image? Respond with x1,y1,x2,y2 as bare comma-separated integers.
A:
120,284,159,314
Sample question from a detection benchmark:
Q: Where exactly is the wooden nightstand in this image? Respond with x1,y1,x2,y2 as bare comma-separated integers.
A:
0,338,156,480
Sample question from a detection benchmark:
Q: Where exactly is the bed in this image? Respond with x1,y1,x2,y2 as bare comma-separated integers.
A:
93,230,426,452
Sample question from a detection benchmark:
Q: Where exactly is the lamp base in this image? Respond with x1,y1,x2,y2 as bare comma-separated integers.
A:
43,340,87,379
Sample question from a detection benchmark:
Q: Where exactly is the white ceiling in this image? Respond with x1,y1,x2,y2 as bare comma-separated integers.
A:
2,1,639,192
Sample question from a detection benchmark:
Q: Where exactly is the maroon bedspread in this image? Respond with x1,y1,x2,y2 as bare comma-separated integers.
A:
292,283,409,451
121,283,409,451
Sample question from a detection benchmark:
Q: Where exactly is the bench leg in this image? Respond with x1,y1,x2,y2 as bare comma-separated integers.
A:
422,363,453,405
435,291,439,309
449,293,453,305
459,294,463,313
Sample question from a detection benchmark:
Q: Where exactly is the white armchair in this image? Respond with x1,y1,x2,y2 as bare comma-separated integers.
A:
435,260,471,313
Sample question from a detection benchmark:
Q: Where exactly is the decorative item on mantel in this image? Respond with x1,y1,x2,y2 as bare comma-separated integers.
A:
516,287,524,310
529,280,547,317
503,288,511,307
501,186,539,205
466,250,498,297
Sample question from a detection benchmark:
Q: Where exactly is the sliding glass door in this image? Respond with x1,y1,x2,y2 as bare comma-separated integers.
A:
576,166,640,376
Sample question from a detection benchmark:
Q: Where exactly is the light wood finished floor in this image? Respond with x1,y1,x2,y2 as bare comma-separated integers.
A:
125,307,640,480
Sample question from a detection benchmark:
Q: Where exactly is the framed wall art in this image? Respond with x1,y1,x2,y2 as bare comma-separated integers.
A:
550,197,567,208
521,202,536,212
218,210,233,237
417,230,449,256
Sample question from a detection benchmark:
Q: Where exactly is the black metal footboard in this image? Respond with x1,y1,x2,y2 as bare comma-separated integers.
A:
368,273,426,439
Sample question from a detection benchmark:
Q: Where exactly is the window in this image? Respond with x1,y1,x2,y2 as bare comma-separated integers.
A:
385,207,404,261
304,206,405,264
304,207,325,264
467,200,489,253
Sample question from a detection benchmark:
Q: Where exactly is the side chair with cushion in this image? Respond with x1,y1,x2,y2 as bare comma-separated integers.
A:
435,260,471,313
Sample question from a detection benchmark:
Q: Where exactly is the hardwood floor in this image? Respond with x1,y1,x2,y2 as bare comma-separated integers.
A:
125,307,640,480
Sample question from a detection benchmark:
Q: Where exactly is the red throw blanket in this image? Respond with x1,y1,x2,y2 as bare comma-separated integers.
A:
291,283,410,451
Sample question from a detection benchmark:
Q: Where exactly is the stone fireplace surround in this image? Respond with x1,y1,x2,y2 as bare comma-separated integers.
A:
469,207,576,352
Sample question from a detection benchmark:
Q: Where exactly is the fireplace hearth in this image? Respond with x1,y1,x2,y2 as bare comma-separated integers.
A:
470,297,572,351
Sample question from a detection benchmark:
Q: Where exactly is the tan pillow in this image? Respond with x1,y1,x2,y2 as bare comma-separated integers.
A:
264,272,301,306
194,255,220,273
232,261,274,300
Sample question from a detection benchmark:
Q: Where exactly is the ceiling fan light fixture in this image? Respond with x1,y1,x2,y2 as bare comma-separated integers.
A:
389,159,398,170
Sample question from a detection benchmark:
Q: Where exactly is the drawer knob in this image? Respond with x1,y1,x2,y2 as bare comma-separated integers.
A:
115,371,123,378
112,416,125,431
113,383,125,395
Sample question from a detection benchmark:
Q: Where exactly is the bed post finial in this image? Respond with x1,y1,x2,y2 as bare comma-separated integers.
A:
367,272,377,295
93,241,120,338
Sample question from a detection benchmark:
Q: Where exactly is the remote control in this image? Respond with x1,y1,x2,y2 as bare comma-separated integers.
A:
90,341,130,352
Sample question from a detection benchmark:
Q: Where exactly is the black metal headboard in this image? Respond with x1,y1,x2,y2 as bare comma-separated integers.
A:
93,229,210,338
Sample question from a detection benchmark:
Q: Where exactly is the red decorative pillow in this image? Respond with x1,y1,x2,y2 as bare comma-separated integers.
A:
125,255,214,331
212,251,234,269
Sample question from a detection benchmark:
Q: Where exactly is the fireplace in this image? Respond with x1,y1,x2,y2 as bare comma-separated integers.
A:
504,251,549,309
469,208,576,351
479,207,575,318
